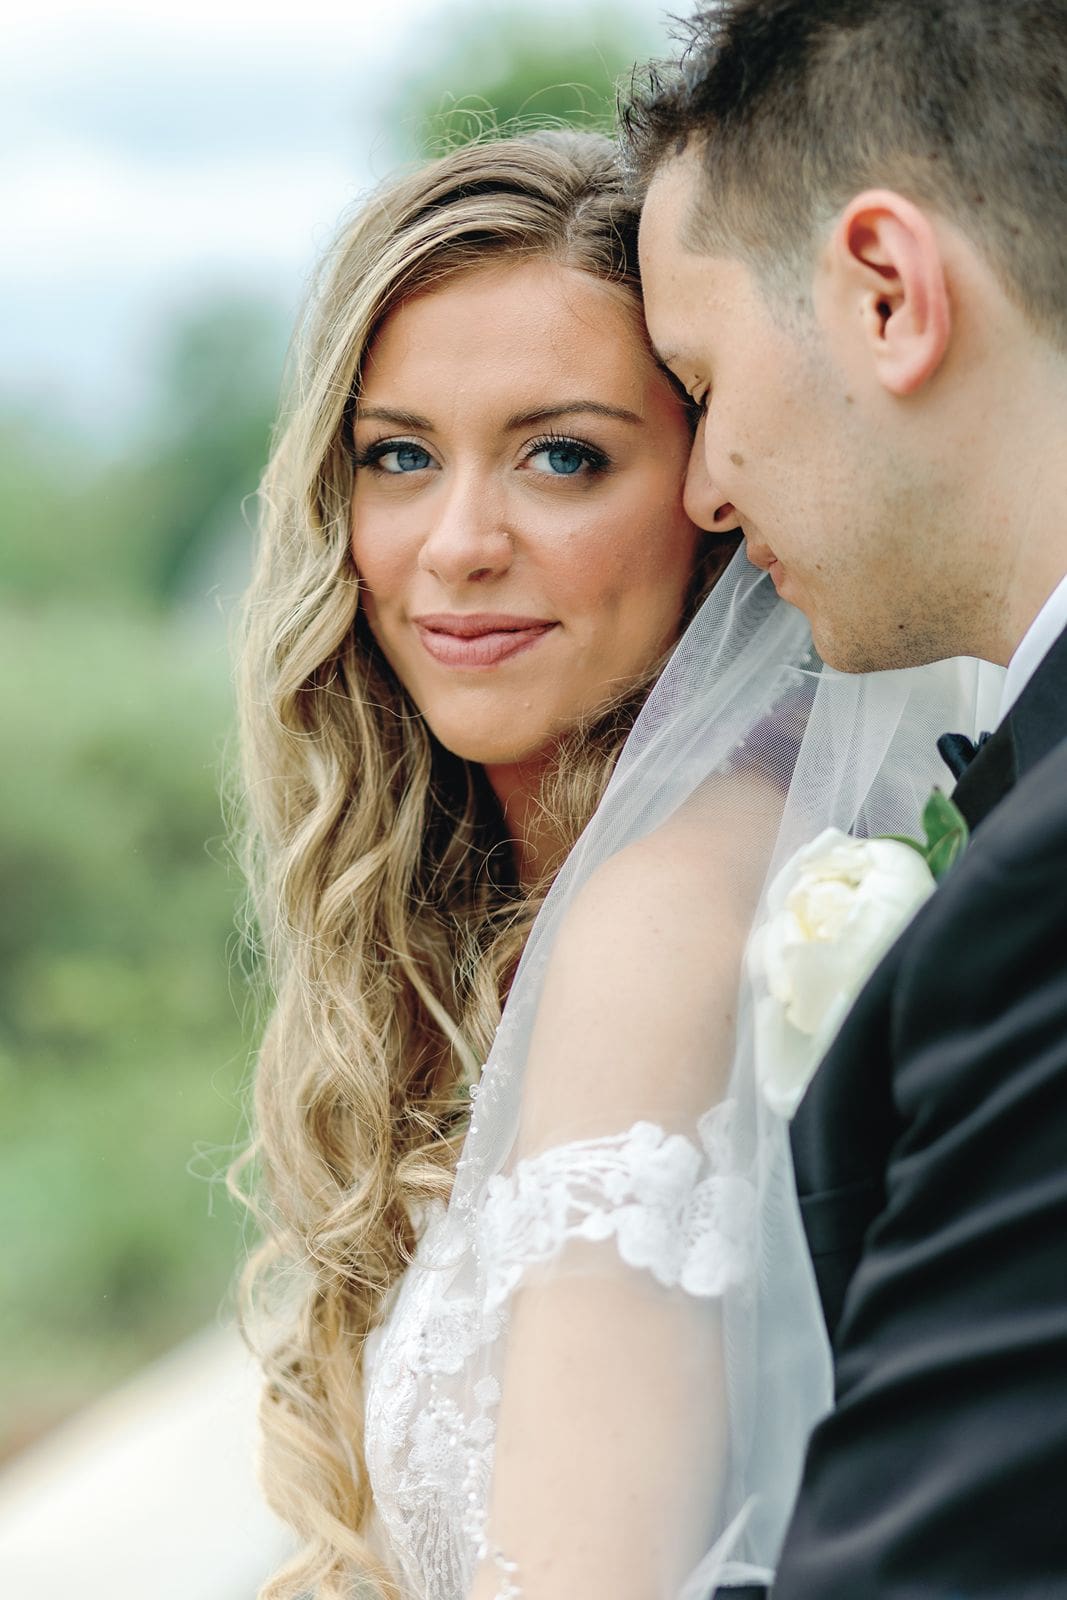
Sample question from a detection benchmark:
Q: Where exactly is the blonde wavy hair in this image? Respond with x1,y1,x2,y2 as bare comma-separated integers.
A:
235,128,734,1599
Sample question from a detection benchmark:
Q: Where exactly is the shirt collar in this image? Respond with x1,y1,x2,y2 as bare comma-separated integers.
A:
999,570,1067,722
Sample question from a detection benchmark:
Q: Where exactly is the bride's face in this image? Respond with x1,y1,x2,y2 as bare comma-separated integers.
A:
349,257,703,771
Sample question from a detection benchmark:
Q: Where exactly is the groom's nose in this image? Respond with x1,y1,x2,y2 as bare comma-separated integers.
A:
683,416,742,534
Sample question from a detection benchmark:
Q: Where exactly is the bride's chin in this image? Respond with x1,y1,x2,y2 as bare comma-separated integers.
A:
425,722,554,770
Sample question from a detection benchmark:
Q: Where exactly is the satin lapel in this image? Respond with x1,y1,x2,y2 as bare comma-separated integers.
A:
953,622,1067,831
1007,621,1067,778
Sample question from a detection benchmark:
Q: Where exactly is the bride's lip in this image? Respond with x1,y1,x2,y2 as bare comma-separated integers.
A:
413,614,558,668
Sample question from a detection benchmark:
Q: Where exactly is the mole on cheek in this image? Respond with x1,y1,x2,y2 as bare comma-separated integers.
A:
729,451,744,467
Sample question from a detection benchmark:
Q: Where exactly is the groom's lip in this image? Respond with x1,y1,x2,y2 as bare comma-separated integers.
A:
747,542,787,595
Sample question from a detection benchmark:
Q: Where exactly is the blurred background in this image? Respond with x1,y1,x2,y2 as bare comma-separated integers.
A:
0,0,675,1589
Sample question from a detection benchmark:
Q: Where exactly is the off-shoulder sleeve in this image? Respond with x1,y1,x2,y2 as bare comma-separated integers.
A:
479,1109,755,1314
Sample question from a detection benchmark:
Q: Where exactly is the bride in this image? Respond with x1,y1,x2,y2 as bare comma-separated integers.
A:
236,132,997,1599
236,127,734,1599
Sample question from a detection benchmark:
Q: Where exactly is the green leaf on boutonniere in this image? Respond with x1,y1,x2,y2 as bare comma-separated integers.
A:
922,789,969,879
886,788,970,883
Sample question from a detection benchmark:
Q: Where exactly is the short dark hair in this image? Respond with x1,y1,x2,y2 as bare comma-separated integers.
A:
622,1,1067,340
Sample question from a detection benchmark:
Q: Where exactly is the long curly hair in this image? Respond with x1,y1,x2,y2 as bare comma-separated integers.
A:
234,129,734,1599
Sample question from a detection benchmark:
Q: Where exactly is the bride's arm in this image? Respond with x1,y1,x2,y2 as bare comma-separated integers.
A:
468,782,779,1600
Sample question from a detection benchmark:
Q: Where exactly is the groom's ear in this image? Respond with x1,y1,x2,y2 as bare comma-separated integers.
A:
824,190,951,397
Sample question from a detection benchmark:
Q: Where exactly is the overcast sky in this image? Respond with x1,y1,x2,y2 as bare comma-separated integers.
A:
2,0,674,439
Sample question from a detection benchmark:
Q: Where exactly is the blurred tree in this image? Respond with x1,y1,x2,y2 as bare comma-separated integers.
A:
0,292,283,1451
0,411,144,604
0,294,284,609
386,1,660,159
0,603,248,1455
134,296,285,604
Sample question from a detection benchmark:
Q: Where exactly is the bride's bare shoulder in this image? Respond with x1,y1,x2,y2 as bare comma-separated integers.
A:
557,767,782,961
519,772,782,1136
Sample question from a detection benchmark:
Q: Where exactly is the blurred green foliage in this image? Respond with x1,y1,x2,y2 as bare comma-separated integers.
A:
0,605,250,1450
0,299,280,1457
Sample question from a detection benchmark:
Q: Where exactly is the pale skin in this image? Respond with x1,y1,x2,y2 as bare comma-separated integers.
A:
350,257,703,885
638,142,1067,673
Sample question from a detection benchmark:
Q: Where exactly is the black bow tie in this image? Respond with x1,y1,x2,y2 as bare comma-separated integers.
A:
937,729,993,781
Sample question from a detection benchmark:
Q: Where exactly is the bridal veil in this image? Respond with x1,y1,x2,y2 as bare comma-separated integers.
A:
363,551,1001,1600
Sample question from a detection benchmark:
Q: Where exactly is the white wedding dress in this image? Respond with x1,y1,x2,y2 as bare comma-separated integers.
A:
360,558,1000,1600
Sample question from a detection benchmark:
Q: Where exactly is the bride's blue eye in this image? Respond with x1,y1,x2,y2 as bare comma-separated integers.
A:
525,436,610,478
391,443,431,472
542,443,585,476
357,440,434,474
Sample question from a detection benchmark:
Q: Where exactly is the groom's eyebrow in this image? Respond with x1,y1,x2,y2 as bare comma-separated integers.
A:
504,401,643,429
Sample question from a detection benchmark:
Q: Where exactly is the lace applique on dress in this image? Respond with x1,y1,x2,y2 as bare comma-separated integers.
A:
479,1109,755,1314
362,1100,753,1600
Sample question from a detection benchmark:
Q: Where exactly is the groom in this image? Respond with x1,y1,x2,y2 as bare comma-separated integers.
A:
629,3,1067,1595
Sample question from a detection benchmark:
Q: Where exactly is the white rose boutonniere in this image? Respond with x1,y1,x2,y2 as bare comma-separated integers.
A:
748,791,969,1118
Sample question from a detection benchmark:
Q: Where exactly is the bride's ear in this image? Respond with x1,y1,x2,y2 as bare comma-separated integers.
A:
822,190,951,397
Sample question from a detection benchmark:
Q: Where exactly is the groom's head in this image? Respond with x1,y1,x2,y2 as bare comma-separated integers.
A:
630,1,1067,671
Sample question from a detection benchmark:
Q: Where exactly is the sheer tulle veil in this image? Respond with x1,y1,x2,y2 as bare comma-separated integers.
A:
365,549,1002,1598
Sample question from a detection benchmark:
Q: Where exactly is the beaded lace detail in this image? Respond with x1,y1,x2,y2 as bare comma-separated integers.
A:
363,1100,752,1600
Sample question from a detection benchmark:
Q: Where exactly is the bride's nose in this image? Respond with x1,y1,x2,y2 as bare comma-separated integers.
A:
418,474,514,584
683,416,742,534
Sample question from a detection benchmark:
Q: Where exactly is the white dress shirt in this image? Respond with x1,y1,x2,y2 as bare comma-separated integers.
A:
999,570,1067,722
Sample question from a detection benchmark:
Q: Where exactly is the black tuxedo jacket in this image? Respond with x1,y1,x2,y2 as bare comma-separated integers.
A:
747,623,1067,1598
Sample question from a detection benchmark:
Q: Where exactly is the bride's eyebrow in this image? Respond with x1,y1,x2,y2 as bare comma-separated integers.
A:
504,401,642,429
356,405,433,429
355,401,643,432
